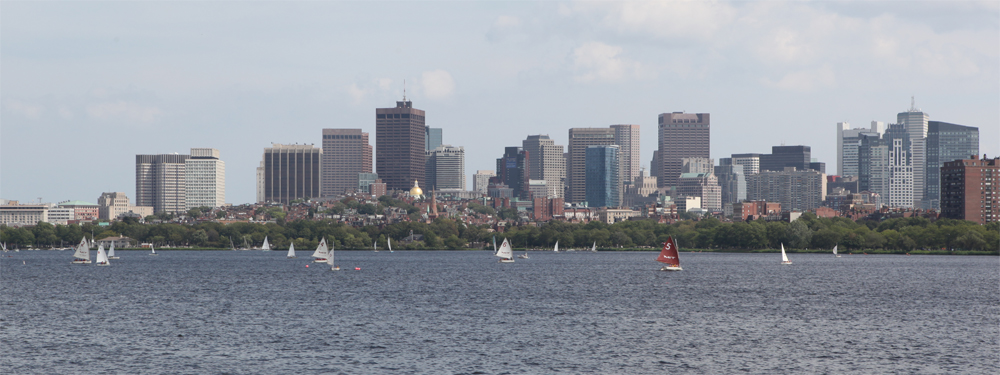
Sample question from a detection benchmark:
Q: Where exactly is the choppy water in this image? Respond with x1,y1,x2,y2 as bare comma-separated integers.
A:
2,250,997,374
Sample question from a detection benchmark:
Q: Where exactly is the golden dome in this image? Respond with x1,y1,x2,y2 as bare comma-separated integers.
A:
409,180,423,196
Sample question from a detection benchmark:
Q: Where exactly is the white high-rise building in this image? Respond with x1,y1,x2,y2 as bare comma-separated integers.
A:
887,138,914,208
611,124,641,189
730,153,761,176
185,148,226,209
473,170,495,194
837,121,883,176
897,98,929,206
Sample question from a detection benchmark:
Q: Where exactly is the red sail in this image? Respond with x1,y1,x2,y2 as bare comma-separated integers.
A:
657,236,681,266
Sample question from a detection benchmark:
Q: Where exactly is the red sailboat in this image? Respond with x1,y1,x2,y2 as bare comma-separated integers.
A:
657,236,683,271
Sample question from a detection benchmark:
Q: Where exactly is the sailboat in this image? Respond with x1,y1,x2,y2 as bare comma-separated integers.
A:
95,244,110,266
496,238,514,263
312,238,330,263
656,236,682,271
553,240,559,252
71,238,91,264
387,237,394,253
833,245,841,258
517,244,529,259
373,241,378,252
287,243,296,259
591,241,597,252
261,236,271,251
149,244,158,256
780,243,792,265
493,236,497,253
328,241,339,271
108,242,119,260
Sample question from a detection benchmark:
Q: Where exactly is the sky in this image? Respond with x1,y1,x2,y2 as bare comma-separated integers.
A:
2,1,997,205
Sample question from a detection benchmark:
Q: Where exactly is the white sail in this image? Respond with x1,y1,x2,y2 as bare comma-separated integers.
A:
388,238,393,252
108,242,115,258
311,238,329,259
554,241,559,252
591,241,597,252
495,238,513,259
72,238,90,260
150,245,156,255
781,243,790,263
326,242,335,266
832,245,838,255
287,243,296,257
262,236,271,251
96,245,110,265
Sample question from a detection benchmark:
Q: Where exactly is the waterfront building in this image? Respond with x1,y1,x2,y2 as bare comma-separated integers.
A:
925,121,979,209
321,128,372,197
425,145,465,190
585,145,620,208
473,170,495,194
185,148,225,209
747,168,826,212
522,135,565,198
136,153,189,213
376,100,426,191
733,200,781,221
496,147,530,199
259,144,322,204
47,206,74,225
425,127,442,152
567,128,616,203
58,200,98,221
940,155,998,224
0,200,48,227
655,112,710,188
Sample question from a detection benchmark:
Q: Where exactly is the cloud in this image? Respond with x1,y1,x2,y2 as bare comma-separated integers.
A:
566,1,736,41
86,101,163,123
4,100,44,120
421,70,455,99
762,65,836,92
347,83,371,104
58,107,74,120
486,15,522,43
377,78,393,91
572,42,644,83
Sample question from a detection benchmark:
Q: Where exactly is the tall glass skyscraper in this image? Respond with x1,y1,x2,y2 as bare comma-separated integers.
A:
585,145,620,208
925,121,979,209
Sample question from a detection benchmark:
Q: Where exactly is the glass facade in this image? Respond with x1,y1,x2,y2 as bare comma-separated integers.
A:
585,145,620,208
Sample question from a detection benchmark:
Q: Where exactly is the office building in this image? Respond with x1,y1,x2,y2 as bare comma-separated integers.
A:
898,99,929,206
731,153,761,177
760,146,812,172
522,135,565,198
259,144,322,204
185,148,225,209
677,173,722,211
837,121,884,176
322,128,372,196
747,168,826,212
357,173,379,194
611,124,641,187
940,156,998,224
655,112,710,188
425,127,443,152
567,127,616,203
98,192,131,220
425,145,465,190
681,157,714,174
887,138,914,208
925,121,979,209
716,161,746,208
58,201,98,221
585,145,620,207
496,147,529,199
473,170,495,194
0,201,48,227
136,153,190,214
376,100,426,191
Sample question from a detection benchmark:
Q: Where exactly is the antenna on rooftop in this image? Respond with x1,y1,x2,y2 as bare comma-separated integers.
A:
403,79,407,101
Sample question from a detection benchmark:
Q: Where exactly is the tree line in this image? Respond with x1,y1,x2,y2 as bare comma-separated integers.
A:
1,213,997,252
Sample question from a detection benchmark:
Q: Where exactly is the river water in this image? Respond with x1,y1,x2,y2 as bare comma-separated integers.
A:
2,250,997,374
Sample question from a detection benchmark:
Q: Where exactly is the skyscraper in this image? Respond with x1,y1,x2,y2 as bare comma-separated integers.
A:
760,146,812,172
522,135,565,199
496,147,529,199
585,145,620,208
136,153,190,213
321,128,372,196
730,153,762,177
897,99,929,206
567,127,615,203
425,145,465,190
185,148,225,209
837,121,884,177
425,127,442,152
747,168,826,212
611,124,640,188
925,121,979,210
259,144,322,204
941,156,999,224
376,100,426,191
656,112,710,188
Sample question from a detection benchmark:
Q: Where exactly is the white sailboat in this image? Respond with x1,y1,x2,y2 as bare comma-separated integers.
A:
373,241,378,252
388,237,394,253
261,236,271,251
780,243,792,265
496,238,514,263
553,240,559,252
108,242,119,260
71,238,91,264
328,241,339,271
833,245,841,258
591,241,597,252
149,244,158,256
95,244,110,266
287,243,296,259
311,238,330,263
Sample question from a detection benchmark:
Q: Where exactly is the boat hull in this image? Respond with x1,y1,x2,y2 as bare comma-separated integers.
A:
660,266,682,271
331,266,340,271
96,262,109,266
517,255,529,259
287,256,297,259
71,259,91,264
108,257,120,260
781,261,793,265
313,258,327,263
498,258,515,263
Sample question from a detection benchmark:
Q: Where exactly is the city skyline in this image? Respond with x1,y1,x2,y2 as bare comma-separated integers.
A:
2,1,997,204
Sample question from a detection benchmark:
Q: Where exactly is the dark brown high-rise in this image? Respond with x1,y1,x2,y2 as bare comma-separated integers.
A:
321,128,372,196
940,155,998,224
656,112,710,188
376,100,426,191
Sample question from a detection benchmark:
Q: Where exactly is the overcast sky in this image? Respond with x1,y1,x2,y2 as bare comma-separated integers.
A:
2,1,997,205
